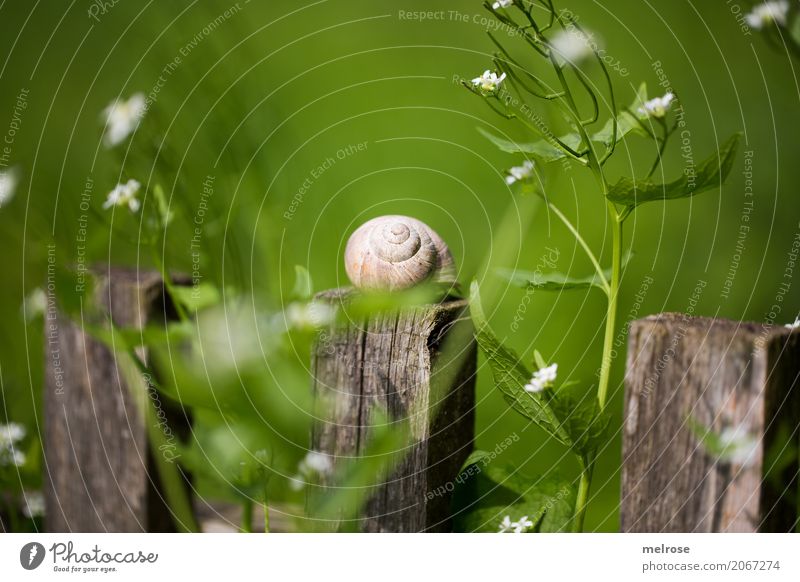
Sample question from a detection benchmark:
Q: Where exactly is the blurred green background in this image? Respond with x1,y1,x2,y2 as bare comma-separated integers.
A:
1,0,798,531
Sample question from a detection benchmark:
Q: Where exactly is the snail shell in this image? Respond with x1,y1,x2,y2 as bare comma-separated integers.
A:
344,215,456,291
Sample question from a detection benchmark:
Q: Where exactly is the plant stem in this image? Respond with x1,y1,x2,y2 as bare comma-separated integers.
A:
597,204,623,409
263,486,270,533
572,202,624,532
126,349,199,533
240,498,253,533
572,456,592,532
545,200,610,295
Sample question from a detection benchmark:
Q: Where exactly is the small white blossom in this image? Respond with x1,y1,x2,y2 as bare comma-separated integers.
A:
285,301,337,330
492,0,514,9
524,363,558,393
505,160,535,185
717,425,759,467
0,167,20,208
638,93,676,119
22,287,47,319
103,179,141,212
550,28,595,65
512,515,534,533
102,93,146,147
745,1,789,29
498,515,513,532
785,317,800,330
472,70,507,95
290,451,333,491
499,514,534,533
22,491,45,518
0,422,26,444
1,423,26,468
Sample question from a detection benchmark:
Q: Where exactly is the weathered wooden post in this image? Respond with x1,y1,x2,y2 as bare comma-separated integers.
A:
44,268,190,532
310,216,476,532
622,313,800,532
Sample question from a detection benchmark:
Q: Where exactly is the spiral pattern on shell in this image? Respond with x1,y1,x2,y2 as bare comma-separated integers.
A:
344,215,456,291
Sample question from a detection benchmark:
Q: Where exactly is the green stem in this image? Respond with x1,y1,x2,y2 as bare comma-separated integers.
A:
572,201,623,532
597,205,623,409
572,456,592,532
546,201,610,295
263,485,270,533
646,119,671,179
127,349,199,533
240,498,253,533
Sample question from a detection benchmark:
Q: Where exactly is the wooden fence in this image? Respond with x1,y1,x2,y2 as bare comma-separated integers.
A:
40,271,800,532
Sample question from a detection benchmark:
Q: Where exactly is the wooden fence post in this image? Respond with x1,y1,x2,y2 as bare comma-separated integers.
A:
311,289,476,532
622,313,800,532
44,268,190,532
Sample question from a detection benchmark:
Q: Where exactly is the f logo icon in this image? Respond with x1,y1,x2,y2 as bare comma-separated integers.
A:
20,542,46,570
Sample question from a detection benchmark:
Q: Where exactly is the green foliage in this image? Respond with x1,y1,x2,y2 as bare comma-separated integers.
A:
469,282,569,444
548,383,610,457
453,451,576,533
170,283,221,313
478,127,583,164
606,133,742,207
292,265,314,300
592,83,650,146
304,411,410,532
499,250,633,293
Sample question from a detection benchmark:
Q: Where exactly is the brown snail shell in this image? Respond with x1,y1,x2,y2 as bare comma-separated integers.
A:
344,215,456,291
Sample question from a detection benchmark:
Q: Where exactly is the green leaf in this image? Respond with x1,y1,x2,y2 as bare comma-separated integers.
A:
478,127,583,163
498,267,606,291
548,383,610,456
170,283,220,313
453,455,576,533
606,133,742,207
153,183,174,227
499,250,633,292
592,83,650,146
533,350,547,370
293,265,314,300
789,12,800,47
109,320,194,349
469,282,569,444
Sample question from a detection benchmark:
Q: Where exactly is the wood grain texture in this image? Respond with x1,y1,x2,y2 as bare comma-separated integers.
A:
622,313,800,532
44,268,188,532
311,289,476,532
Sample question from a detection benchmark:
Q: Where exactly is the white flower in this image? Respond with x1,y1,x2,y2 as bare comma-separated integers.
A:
471,70,507,95
103,179,141,212
512,515,534,533
290,451,333,491
0,422,26,445
102,93,146,147
1,423,26,468
22,491,45,518
285,301,337,330
505,160,535,185
498,514,534,533
524,363,558,393
22,287,47,319
302,451,333,473
0,167,20,208
717,425,759,467
638,92,676,118
492,0,514,9
550,28,595,65
785,317,800,330
745,1,789,29
498,515,514,533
